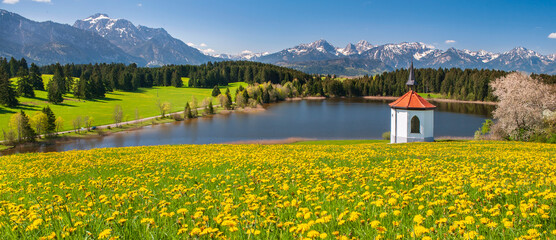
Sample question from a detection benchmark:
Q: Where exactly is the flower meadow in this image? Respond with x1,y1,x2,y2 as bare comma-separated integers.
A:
0,141,555,239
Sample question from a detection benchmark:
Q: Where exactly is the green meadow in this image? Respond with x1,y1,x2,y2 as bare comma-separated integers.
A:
0,75,246,134
0,141,554,239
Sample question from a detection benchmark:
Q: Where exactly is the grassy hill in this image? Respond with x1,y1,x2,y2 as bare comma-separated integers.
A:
1,75,246,134
0,141,554,239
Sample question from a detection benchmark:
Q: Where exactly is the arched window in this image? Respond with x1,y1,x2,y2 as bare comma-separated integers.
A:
411,116,420,133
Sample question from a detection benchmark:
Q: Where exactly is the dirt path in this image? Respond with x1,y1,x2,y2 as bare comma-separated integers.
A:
1,105,223,144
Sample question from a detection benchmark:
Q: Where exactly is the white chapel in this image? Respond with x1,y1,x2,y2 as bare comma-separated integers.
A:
389,63,436,143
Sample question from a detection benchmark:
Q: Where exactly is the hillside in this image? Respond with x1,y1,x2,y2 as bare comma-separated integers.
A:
0,10,144,65
0,141,554,239
73,14,218,66
0,76,245,134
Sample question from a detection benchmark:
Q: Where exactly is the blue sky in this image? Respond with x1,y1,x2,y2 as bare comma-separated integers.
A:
2,0,556,55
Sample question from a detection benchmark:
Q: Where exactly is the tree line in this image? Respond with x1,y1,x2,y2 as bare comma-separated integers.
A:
310,68,510,101
2,57,556,108
2,105,62,144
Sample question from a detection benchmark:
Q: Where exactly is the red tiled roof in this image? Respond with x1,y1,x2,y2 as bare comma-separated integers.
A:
389,90,436,109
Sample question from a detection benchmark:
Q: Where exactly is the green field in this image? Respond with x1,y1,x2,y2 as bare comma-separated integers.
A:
418,92,444,99
1,75,246,134
0,141,554,239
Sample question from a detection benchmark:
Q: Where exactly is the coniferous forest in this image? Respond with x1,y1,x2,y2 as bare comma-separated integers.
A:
1,57,555,106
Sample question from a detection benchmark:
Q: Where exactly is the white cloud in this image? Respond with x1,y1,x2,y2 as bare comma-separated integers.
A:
548,33,556,39
201,48,215,54
186,42,195,47
199,43,207,47
32,0,51,2
2,0,20,4
241,50,253,54
445,40,456,44
137,3,142,7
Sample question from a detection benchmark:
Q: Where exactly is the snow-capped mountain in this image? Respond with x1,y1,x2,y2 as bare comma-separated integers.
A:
253,39,556,75
462,49,500,63
359,42,440,68
0,10,144,65
355,40,374,53
1,9,555,75
213,51,269,60
337,43,358,56
73,13,142,51
256,39,339,64
487,47,554,73
73,13,217,66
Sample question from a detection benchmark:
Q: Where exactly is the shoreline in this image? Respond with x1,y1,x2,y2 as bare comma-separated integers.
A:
1,95,490,154
0,105,267,153
362,95,497,105
286,95,497,105
286,96,327,101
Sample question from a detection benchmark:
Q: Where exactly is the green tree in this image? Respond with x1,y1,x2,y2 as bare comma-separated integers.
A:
208,100,215,115
91,67,105,98
84,116,94,131
74,72,92,99
171,70,183,87
41,106,56,134
55,116,64,133
30,112,48,138
47,68,64,103
29,63,44,90
16,67,35,98
225,88,233,106
9,111,36,142
184,102,194,119
0,68,18,107
211,85,221,97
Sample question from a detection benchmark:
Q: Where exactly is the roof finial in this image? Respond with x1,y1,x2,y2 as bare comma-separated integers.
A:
406,61,416,87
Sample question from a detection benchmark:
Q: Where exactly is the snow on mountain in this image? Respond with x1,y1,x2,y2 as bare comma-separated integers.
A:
459,49,500,63
256,39,340,63
2,8,555,75
336,40,374,56
336,43,358,56
413,49,436,60
82,13,111,24
360,42,440,68
254,39,556,75
73,13,217,66
355,40,373,53
213,51,269,60
288,39,337,55
487,47,552,73
0,10,144,65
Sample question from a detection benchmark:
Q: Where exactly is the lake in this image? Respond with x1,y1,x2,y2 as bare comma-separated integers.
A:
2,98,494,154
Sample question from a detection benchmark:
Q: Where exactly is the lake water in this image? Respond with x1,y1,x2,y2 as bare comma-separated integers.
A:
2,99,494,154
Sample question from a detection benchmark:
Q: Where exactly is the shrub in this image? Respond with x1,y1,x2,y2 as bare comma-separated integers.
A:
172,113,183,121
382,131,390,140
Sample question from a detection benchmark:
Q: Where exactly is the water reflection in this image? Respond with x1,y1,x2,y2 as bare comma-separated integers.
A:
1,99,495,155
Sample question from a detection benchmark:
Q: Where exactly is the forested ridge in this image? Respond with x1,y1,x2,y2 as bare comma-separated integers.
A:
1,57,555,107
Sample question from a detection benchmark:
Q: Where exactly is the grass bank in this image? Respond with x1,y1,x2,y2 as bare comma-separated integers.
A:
0,76,246,137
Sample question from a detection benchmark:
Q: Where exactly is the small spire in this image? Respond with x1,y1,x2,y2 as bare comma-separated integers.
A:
406,62,416,87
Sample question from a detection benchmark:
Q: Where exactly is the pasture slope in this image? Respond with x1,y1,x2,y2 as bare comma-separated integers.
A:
0,75,246,135
0,141,555,239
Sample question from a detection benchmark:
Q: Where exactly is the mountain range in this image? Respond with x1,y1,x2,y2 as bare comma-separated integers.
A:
1,9,555,75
